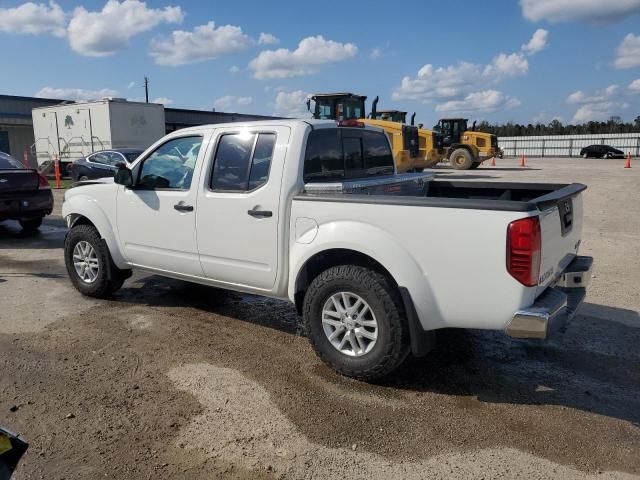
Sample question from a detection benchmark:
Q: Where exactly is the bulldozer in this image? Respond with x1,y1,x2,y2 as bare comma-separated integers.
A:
432,118,499,169
307,93,441,173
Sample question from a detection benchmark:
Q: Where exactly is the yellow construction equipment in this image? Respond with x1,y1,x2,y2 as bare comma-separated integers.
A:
307,93,499,171
308,93,440,173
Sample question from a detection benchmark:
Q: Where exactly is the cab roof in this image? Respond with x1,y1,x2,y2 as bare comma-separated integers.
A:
311,92,367,100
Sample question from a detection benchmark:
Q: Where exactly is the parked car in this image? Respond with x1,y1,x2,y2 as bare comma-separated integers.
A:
62,120,593,380
68,149,143,182
0,152,53,231
579,144,625,159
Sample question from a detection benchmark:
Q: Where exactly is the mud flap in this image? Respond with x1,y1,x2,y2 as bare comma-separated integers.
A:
399,287,435,357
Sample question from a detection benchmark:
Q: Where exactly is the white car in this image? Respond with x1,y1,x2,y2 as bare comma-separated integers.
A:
62,120,593,380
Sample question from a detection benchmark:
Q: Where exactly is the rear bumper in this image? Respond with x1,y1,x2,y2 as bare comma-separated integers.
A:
505,256,593,339
0,189,53,221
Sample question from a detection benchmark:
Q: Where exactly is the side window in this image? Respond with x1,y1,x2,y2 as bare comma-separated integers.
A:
138,136,202,190
362,130,394,176
210,132,276,191
90,153,108,165
303,129,344,182
104,152,125,166
248,133,276,190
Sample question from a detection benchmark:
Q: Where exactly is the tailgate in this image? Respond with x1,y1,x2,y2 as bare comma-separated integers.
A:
534,183,586,294
0,169,39,193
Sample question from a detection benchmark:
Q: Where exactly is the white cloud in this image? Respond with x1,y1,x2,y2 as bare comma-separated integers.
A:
521,29,549,54
68,0,183,57
614,33,640,69
572,102,629,123
127,81,136,89
249,35,357,79
435,90,521,114
0,1,66,37
521,0,640,23
630,79,640,92
229,65,240,73
35,86,119,101
273,90,310,117
484,52,529,77
150,21,251,66
566,85,618,104
152,96,173,105
370,48,382,59
258,32,279,45
213,95,253,112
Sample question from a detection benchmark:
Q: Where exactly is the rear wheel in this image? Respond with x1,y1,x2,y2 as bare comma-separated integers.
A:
449,148,474,170
582,153,588,159
19,217,42,232
79,175,89,181
303,265,410,380
64,224,128,298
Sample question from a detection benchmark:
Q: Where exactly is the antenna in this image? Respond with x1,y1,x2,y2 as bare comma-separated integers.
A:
144,76,149,103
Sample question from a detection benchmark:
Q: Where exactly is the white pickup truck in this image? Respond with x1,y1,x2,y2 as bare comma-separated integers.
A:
62,119,593,380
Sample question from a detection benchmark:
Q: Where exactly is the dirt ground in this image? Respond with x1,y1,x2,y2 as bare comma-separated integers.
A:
1,157,639,479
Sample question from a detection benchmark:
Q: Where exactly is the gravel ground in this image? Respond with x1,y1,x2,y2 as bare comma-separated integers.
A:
0,157,638,479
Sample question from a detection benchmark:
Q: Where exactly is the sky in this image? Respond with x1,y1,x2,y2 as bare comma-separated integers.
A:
1,0,640,127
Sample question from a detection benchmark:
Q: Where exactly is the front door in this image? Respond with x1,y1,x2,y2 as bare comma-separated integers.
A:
116,133,209,277
196,126,290,290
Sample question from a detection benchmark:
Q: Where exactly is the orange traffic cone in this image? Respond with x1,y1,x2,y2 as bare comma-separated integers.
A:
520,154,526,168
624,153,632,168
490,157,496,167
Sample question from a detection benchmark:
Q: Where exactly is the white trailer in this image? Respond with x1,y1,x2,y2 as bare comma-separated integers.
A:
31,98,165,172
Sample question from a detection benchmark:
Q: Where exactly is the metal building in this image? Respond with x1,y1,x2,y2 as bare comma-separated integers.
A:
0,93,279,167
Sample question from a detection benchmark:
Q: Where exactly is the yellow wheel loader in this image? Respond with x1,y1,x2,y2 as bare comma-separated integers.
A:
432,118,499,170
307,93,442,173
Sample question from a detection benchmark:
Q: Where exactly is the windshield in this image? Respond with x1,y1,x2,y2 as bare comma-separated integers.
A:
314,97,365,120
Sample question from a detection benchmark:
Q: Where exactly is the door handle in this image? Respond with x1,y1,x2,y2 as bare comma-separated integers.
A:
247,208,272,218
174,202,194,212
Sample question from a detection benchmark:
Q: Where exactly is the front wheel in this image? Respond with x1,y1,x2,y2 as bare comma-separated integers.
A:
303,265,410,380
582,153,588,159
64,224,127,298
449,148,474,170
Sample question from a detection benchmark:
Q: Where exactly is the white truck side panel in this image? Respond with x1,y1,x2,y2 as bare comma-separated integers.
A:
289,199,535,332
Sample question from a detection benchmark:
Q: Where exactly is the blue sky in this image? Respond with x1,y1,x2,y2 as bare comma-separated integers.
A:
1,0,640,126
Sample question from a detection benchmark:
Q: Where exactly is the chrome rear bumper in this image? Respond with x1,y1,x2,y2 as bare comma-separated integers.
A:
506,256,593,339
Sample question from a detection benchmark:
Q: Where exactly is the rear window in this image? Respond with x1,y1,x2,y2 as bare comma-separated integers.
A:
303,128,394,183
0,153,24,169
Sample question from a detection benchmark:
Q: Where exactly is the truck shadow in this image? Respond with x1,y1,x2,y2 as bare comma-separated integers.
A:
0,218,66,250
383,304,640,426
119,276,640,426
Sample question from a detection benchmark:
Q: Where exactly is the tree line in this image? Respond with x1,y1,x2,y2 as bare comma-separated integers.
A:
475,116,640,137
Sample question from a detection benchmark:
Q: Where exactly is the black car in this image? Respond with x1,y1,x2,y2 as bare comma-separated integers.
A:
0,152,53,231
579,144,625,159
68,148,143,182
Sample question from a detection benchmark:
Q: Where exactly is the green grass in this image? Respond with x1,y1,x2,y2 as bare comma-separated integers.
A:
48,178,73,189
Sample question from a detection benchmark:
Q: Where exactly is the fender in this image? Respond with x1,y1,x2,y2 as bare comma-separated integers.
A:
288,220,446,331
62,193,128,269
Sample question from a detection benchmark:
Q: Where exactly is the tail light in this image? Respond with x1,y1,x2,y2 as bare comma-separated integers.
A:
338,119,364,128
38,173,51,190
507,217,541,287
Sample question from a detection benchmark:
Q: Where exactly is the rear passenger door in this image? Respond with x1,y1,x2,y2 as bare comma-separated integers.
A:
196,126,290,290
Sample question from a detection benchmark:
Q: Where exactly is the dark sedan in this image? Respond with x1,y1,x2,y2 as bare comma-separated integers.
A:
579,144,625,159
68,148,143,182
0,152,53,231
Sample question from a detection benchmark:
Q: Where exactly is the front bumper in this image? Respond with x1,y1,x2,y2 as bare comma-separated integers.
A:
505,256,593,339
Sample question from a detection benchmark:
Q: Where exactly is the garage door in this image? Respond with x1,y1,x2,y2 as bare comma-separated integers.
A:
0,131,9,154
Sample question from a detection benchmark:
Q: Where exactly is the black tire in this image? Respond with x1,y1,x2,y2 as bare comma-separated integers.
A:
64,224,126,298
19,217,42,232
449,148,474,170
303,265,410,381
79,175,89,181
469,161,481,169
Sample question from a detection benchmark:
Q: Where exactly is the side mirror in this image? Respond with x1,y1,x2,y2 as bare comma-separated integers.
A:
114,161,126,169
114,166,133,187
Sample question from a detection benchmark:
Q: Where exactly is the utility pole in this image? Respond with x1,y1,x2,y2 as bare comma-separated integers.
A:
144,76,149,103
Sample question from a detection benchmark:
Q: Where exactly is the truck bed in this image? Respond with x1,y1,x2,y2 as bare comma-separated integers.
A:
298,179,587,213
